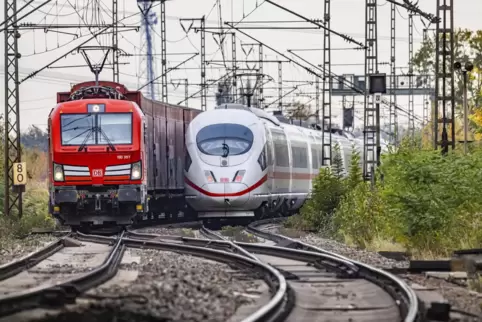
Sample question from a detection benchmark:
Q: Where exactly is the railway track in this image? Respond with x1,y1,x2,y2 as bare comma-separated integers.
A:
0,232,125,317
6,218,425,321
0,230,292,322
190,223,421,322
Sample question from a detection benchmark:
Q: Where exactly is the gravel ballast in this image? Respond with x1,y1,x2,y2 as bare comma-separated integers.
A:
0,234,57,266
30,248,264,322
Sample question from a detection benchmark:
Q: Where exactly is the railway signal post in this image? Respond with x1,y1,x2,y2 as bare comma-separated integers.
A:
365,74,387,183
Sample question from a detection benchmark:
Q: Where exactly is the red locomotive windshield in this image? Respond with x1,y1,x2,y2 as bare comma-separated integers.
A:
61,113,133,146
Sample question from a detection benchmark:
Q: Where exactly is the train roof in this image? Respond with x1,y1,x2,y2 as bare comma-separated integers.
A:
214,103,351,139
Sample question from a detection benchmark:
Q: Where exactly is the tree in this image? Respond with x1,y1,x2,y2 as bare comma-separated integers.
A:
413,29,482,133
286,101,312,120
331,143,344,178
21,125,48,152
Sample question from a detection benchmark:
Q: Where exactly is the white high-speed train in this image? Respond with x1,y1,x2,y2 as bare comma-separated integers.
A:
184,103,377,219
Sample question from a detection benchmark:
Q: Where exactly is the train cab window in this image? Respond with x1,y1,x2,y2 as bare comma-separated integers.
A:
61,114,96,145
98,113,132,144
196,123,254,156
61,113,133,146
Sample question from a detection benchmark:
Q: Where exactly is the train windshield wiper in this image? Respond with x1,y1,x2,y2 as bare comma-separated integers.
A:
77,127,116,152
222,143,229,157
77,127,95,152
97,127,116,151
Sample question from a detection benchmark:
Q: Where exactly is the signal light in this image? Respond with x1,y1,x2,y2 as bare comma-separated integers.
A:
87,104,105,113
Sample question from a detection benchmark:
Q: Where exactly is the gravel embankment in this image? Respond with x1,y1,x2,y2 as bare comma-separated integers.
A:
32,248,266,322
272,226,482,319
0,234,57,266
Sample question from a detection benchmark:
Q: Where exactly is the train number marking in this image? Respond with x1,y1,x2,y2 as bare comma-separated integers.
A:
92,169,103,177
117,155,130,160
13,162,27,185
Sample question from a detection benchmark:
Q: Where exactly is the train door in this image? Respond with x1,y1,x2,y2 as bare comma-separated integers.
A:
309,133,318,191
265,125,274,190
285,130,293,198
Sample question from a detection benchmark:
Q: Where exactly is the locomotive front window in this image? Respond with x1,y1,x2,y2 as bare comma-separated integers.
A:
196,123,254,156
61,113,132,146
61,114,96,145
98,114,132,144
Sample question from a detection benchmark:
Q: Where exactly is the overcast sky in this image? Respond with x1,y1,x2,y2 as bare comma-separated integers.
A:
0,0,480,131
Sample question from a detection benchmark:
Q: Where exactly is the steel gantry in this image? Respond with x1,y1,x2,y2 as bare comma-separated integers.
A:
4,0,23,217
408,13,415,138
138,1,160,100
112,0,119,82
231,33,237,102
321,0,332,166
434,0,455,153
278,61,282,110
160,0,168,102
257,44,264,107
364,0,379,181
181,17,207,110
389,2,398,145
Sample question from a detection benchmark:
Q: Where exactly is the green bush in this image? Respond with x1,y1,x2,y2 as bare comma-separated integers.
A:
298,167,345,234
0,183,55,240
295,140,482,257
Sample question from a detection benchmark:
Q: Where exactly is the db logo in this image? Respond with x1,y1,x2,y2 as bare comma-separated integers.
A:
92,169,103,177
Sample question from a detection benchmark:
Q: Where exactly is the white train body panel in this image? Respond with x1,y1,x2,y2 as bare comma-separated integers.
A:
184,104,368,218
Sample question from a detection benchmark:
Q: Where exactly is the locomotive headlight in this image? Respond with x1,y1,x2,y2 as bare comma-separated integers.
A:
131,161,142,180
53,163,64,182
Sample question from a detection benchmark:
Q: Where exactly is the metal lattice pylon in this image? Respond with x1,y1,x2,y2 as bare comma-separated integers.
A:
433,0,455,153
321,0,332,166
4,0,23,217
363,0,379,180
138,1,160,100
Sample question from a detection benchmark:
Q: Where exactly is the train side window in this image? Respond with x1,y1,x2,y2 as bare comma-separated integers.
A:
271,129,289,167
274,143,289,167
291,144,308,168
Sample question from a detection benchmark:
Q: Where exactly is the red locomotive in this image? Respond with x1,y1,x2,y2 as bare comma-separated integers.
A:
48,81,201,228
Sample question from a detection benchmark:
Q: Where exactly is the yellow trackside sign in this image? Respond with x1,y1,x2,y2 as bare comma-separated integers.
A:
13,162,27,185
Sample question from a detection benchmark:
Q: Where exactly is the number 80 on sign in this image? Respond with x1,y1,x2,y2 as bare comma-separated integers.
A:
13,162,27,186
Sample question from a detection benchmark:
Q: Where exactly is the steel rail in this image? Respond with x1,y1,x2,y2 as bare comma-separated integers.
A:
0,233,71,281
247,218,422,322
182,237,359,277
199,226,260,262
0,232,125,318
122,237,291,322
125,230,184,241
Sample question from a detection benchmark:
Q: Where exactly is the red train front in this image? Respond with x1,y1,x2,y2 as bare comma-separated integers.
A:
48,81,147,227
